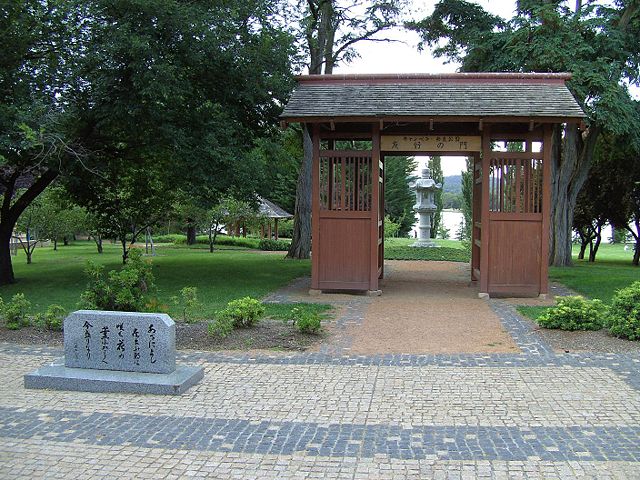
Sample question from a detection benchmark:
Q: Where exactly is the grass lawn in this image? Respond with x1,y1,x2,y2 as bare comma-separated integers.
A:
518,243,639,320
1,242,311,319
549,244,639,303
384,237,470,262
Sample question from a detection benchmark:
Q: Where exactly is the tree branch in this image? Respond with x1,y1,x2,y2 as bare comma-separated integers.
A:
8,169,58,223
331,25,394,60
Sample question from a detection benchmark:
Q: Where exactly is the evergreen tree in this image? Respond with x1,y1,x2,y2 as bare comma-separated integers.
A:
384,156,418,237
428,156,444,238
460,157,473,243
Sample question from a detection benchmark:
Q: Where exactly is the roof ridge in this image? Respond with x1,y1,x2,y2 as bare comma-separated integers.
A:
296,72,572,84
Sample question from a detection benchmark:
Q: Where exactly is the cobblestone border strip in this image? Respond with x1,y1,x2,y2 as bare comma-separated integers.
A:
262,275,371,356
488,300,554,356
1,407,639,462
4,342,639,371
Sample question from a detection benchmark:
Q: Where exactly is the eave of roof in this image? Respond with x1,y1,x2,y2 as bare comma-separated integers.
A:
258,196,293,219
281,73,585,123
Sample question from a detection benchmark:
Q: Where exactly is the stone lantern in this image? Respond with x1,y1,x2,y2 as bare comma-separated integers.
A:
410,165,442,247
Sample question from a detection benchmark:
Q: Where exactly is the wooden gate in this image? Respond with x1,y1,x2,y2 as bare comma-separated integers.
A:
481,128,551,296
311,129,382,291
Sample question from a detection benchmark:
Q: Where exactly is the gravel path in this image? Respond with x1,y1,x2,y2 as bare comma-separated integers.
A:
347,261,519,354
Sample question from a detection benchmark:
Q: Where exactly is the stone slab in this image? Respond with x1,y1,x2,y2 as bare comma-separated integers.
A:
24,358,203,395
64,310,175,374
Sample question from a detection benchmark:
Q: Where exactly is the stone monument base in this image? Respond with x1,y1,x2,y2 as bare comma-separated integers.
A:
25,358,204,395
410,240,441,248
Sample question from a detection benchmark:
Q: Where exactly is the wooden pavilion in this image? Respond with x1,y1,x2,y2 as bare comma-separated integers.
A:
280,73,585,297
258,196,293,240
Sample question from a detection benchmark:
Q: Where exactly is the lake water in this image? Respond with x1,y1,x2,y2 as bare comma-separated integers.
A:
410,210,623,243
409,210,464,239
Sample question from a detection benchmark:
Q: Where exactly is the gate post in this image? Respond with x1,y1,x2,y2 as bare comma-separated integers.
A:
540,125,553,296
310,124,321,291
369,123,381,293
479,125,492,297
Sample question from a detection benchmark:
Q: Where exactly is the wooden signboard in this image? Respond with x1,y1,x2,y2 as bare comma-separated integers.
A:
381,135,481,152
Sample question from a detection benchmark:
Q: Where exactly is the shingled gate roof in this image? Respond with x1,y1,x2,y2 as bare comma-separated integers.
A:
281,73,585,121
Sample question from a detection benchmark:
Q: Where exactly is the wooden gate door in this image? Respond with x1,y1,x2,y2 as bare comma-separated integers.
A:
481,129,550,296
311,145,377,291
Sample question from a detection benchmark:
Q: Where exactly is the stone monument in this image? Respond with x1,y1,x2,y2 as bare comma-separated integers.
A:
410,165,442,247
25,311,204,395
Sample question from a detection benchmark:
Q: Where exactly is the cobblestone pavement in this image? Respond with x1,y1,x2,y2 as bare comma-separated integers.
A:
2,295,640,478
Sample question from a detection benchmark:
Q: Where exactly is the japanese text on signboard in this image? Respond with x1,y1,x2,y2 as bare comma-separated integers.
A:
381,135,481,152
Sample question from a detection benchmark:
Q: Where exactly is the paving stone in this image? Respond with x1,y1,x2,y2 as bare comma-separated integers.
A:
1,297,640,478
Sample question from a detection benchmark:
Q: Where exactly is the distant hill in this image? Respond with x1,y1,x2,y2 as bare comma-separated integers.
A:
443,175,462,194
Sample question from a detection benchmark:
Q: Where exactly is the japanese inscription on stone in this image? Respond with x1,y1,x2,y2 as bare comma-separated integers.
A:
381,135,481,152
64,311,175,374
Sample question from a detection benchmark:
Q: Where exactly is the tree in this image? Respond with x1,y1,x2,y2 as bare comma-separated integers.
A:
428,156,444,238
14,190,47,264
384,156,417,236
83,210,107,254
173,196,208,246
0,0,88,284
250,127,303,214
69,165,174,264
573,188,607,262
595,132,640,265
286,0,407,259
410,0,640,266
2,0,296,283
206,197,259,252
32,186,85,250
63,0,296,263
460,157,473,243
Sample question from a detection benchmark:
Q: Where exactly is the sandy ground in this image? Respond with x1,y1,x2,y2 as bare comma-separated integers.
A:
347,261,520,355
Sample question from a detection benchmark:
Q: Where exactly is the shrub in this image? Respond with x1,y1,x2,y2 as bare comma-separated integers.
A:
214,235,260,249
80,249,155,312
607,281,640,340
216,297,265,328
383,216,401,238
258,239,291,251
43,304,66,331
159,234,262,249
207,316,234,338
287,306,322,334
172,286,201,323
275,219,294,238
537,296,607,331
153,233,187,244
1,293,32,330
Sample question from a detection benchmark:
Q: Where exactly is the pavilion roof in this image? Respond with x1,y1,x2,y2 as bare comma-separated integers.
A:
280,73,585,122
258,196,293,219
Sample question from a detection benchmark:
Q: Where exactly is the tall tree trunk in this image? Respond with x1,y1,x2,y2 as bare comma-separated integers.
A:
0,225,14,284
186,224,196,245
577,230,588,260
549,124,600,266
628,220,640,266
54,238,58,251
0,168,57,284
286,124,313,259
121,238,128,264
26,242,32,264
96,236,103,254
63,236,69,246
589,225,602,262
